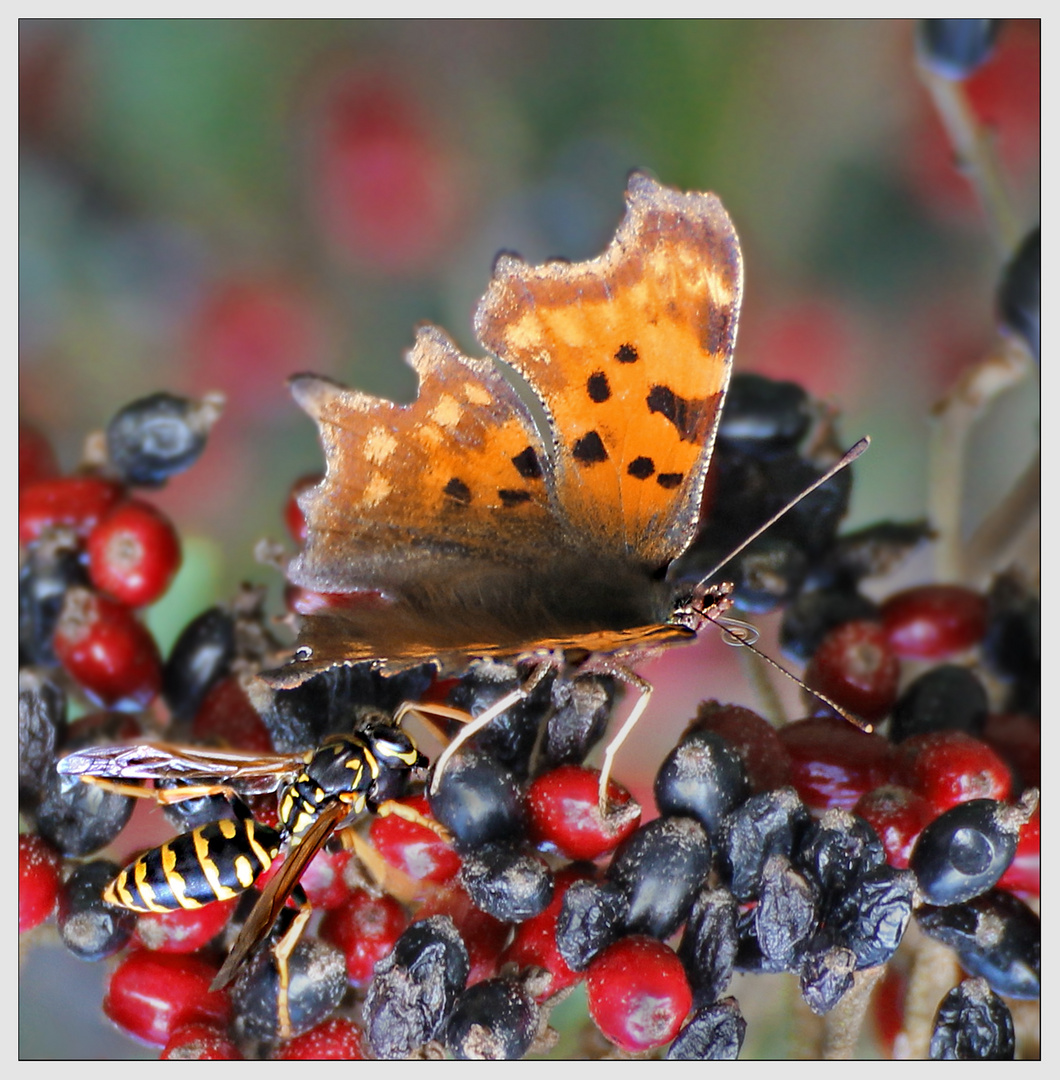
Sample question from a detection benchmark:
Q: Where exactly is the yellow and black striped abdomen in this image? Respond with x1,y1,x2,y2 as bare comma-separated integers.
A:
103,817,284,914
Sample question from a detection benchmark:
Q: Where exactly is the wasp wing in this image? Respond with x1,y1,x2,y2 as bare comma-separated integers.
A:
210,799,347,991
57,742,303,794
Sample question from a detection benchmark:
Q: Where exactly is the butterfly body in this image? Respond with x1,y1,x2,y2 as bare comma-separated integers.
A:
276,173,742,686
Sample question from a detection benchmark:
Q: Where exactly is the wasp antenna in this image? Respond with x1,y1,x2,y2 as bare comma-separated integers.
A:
694,436,871,593
703,607,874,734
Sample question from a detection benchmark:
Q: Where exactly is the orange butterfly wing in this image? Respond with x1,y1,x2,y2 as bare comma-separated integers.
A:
475,172,742,569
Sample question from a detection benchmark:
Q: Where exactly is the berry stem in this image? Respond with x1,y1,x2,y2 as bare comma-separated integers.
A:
821,965,886,1060
894,932,960,1059
928,341,1034,583
914,61,1021,257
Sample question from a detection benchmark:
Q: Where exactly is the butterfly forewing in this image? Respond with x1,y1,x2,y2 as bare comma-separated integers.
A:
475,173,742,567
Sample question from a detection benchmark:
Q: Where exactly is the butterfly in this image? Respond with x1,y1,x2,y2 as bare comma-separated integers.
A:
268,172,744,798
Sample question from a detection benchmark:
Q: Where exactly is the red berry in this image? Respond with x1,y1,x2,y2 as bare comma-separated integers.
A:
369,794,461,883
274,1018,367,1060
779,714,895,812
804,619,900,724
19,833,62,933
880,584,988,660
586,935,692,1053
526,765,640,861
103,951,231,1047
297,845,353,910
893,730,1012,817
996,805,1039,900
19,474,124,546
87,499,182,607
134,898,239,954
320,888,408,987
502,866,589,1001
690,700,794,792
284,472,322,546
415,886,509,985
191,676,273,754
19,422,59,488
52,587,163,709
854,785,933,869
161,1022,243,1060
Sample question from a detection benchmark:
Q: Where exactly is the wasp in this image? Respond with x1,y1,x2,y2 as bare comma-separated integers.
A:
57,718,445,1037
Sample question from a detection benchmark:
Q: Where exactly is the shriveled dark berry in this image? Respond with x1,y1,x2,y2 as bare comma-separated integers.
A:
364,915,469,1059
18,669,66,806
555,879,628,972
734,904,789,975
654,729,750,832
542,673,614,767
930,977,1015,1060
444,977,539,1060
106,391,223,487
917,890,1039,1000
677,886,738,1006
18,533,90,666
799,937,856,1015
666,997,746,1060
458,841,553,923
910,798,1022,906
35,762,135,857
717,786,809,901
230,932,346,1041
725,535,809,614
890,664,989,742
831,865,915,970
998,225,1040,364
717,372,813,451
162,605,237,722
57,858,136,961
809,519,933,590
916,19,1001,79
795,808,886,901
428,747,526,849
607,816,712,940
754,854,818,970
780,585,879,662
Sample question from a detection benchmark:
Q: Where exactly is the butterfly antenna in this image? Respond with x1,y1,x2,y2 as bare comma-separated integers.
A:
703,607,874,733
693,436,871,592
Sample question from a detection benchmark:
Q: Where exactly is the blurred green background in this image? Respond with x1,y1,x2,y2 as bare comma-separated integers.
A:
19,19,1038,1059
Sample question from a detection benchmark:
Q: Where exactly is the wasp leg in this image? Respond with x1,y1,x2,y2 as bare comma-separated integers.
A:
372,798,452,842
392,700,474,748
271,885,312,1041
76,774,242,805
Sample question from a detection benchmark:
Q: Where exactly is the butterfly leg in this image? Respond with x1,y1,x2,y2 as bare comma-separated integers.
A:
591,665,654,817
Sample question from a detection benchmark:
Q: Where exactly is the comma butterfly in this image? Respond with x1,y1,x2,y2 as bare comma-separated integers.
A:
270,173,746,797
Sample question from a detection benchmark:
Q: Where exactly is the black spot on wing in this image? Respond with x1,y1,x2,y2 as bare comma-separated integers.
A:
444,477,472,504
615,343,639,364
647,384,703,442
511,446,543,480
572,431,608,465
498,489,532,507
628,456,655,479
587,372,611,403
656,472,684,489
